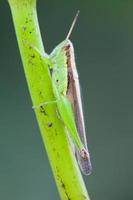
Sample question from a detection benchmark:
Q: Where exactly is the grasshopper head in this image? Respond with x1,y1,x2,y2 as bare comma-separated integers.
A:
50,39,73,59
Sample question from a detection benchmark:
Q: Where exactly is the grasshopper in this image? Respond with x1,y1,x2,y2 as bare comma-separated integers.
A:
24,11,92,175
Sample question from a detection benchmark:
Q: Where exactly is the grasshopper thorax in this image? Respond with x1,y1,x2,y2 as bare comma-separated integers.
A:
49,39,74,97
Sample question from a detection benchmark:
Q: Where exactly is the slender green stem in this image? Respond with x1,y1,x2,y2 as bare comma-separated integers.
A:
8,0,90,199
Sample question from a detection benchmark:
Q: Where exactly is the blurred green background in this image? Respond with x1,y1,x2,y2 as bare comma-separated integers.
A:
0,0,133,199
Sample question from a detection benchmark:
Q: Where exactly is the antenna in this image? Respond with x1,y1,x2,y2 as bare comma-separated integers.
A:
66,10,80,40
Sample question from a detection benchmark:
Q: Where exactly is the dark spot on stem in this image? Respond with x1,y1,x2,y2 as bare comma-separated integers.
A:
60,179,71,200
48,122,53,127
31,54,35,58
49,68,53,76
40,106,47,116
62,182,65,189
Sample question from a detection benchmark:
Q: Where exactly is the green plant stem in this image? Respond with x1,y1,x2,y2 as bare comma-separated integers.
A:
8,0,90,199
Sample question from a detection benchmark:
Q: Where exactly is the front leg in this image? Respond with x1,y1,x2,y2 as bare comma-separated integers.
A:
22,39,52,66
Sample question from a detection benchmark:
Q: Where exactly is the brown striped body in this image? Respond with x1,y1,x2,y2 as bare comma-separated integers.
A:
64,40,92,175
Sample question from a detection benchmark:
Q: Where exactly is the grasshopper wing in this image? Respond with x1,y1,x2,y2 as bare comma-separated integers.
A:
65,41,92,175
